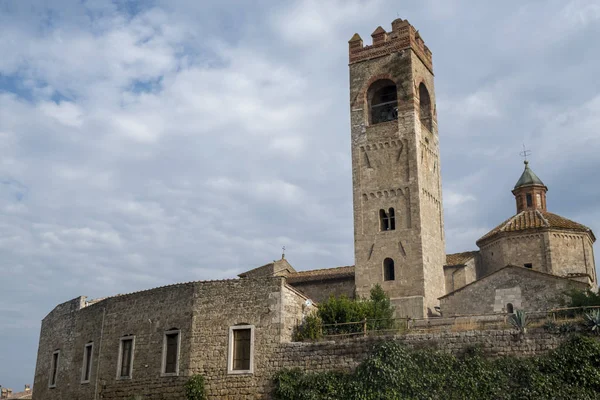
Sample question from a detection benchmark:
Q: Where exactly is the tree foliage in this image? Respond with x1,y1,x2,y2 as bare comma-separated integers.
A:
294,285,396,340
565,289,600,308
274,336,600,400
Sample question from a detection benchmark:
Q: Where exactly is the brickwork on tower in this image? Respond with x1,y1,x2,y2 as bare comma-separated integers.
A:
349,19,446,318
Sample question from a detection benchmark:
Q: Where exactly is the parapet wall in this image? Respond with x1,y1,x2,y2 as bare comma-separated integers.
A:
348,19,433,72
273,330,565,375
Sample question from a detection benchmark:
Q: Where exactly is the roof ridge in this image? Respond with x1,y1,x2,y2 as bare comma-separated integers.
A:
500,211,523,232
536,209,550,227
291,265,354,275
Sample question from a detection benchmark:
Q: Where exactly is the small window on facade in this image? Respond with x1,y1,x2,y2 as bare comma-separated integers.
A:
524,263,533,269
162,330,180,375
526,193,533,207
379,209,396,231
81,342,93,383
379,209,389,231
369,80,398,125
419,83,432,132
506,303,514,314
228,325,254,374
49,350,60,388
383,258,395,281
117,336,135,379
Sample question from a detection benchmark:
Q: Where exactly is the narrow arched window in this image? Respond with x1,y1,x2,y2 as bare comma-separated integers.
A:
383,258,395,281
419,83,432,132
506,303,514,314
388,208,395,230
369,80,398,125
379,209,396,231
379,209,389,231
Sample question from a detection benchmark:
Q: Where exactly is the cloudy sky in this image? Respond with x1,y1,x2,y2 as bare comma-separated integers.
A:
1,0,600,389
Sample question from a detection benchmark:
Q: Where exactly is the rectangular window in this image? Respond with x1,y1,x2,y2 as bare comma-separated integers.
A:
81,343,94,383
117,337,135,379
526,194,533,207
524,263,533,269
228,325,254,374
162,330,180,375
49,350,60,388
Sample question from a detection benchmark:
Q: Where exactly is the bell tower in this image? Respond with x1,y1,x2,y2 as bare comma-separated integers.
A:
349,19,446,318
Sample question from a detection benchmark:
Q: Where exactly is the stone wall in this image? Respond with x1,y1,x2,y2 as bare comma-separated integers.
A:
479,233,549,277
274,329,565,374
548,231,596,284
288,277,355,303
32,277,309,400
444,256,478,294
439,266,589,317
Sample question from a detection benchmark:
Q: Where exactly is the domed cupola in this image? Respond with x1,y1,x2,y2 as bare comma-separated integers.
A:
512,161,548,213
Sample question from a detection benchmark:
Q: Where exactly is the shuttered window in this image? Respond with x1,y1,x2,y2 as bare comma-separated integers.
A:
228,325,254,374
119,338,134,378
163,331,180,374
233,329,251,371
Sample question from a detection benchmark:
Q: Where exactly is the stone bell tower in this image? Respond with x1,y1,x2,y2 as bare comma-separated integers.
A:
349,19,446,318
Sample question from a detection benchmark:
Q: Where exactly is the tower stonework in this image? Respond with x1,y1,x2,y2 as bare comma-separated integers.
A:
349,19,446,318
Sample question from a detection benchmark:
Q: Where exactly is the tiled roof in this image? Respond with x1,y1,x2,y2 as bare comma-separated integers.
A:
445,251,479,267
477,210,594,245
286,266,355,284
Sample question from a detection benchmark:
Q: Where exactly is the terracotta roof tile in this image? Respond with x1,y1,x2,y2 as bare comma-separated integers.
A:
445,251,479,267
286,266,355,284
477,210,594,245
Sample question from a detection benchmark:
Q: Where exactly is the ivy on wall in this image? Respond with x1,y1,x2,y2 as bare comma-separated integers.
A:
273,336,600,400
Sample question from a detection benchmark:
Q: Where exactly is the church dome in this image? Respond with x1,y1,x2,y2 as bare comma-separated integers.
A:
514,161,545,189
476,210,595,246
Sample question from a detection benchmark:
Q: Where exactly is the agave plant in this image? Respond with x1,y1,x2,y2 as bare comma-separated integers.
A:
508,310,529,334
584,309,600,335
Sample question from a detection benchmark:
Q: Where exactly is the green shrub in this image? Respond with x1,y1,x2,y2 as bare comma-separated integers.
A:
565,289,600,308
294,311,323,341
184,375,207,400
585,310,600,335
273,336,600,399
318,284,395,336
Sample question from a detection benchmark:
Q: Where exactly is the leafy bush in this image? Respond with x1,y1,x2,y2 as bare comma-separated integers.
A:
184,375,207,400
274,336,600,400
565,289,600,308
294,312,323,341
508,310,529,334
295,285,395,339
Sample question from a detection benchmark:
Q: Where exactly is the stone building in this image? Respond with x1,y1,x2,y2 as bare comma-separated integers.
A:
440,160,597,316
32,18,597,399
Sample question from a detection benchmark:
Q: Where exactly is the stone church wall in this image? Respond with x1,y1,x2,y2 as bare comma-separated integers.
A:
439,266,588,317
548,231,596,283
479,233,548,276
288,277,356,303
